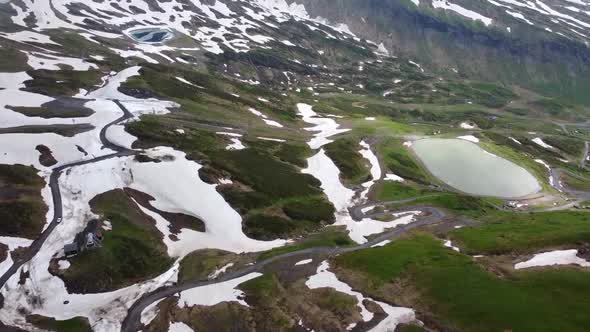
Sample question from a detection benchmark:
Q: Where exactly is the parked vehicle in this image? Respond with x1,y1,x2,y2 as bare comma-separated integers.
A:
86,233,95,248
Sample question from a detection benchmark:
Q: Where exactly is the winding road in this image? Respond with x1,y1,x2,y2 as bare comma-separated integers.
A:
1,88,589,331
0,92,459,331
120,161,590,332
120,206,450,332
0,98,138,303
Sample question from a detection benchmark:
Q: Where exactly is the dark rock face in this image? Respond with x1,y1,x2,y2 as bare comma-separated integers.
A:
577,247,590,261
288,0,590,104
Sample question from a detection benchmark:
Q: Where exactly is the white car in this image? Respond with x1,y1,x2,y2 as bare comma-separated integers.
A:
56,217,62,224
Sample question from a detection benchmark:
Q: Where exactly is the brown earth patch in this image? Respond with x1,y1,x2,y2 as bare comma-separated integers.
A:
36,145,57,167
0,124,94,137
26,314,92,332
0,243,7,264
134,154,162,163
7,98,94,119
198,165,232,185
577,246,590,260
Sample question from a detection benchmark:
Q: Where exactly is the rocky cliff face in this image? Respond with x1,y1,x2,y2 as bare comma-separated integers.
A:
289,0,590,104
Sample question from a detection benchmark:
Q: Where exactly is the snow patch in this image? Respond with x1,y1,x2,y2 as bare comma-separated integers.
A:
306,261,415,330
141,298,164,326
178,272,261,308
371,240,391,247
457,135,479,143
460,122,476,129
432,0,493,26
208,263,234,280
169,321,195,332
297,103,350,149
0,72,31,89
532,137,555,150
509,137,522,145
130,147,287,256
57,260,70,270
257,137,286,143
295,259,313,266
443,240,460,252
515,249,590,269
248,108,284,128
226,138,246,150
385,173,404,182
358,140,382,201
303,149,354,212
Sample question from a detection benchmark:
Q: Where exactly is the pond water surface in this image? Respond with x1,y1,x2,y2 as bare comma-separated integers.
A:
128,28,173,43
411,138,540,198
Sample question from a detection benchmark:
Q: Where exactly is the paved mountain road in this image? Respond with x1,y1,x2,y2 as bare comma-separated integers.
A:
120,165,590,331
120,206,450,332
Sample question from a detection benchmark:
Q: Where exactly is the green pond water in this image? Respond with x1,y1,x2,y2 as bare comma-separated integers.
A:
411,138,540,198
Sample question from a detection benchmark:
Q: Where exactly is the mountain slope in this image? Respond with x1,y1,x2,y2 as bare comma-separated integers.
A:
1,1,590,332
289,0,590,104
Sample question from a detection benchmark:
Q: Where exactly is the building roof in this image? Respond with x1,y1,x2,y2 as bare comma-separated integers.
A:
64,243,78,251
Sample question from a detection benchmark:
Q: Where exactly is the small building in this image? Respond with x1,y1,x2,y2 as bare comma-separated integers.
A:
64,243,78,257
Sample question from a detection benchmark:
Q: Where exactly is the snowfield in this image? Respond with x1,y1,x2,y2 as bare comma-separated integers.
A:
141,298,165,326
515,249,590,269
457,135,480,143
0,71,31,89
25,51,98,71
0,66,176,171
299,104,421,243
130,147,288,256
297,103,350,149
359,140,382,200
532,137,555,150
5,0,361,63
178,272,262,308
460,122,476,129
0,131,285,332
1,248,180,332
432,0,493,26
303,149,355,212
105,123,137,149
0,63,287,331
385,173,404,182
